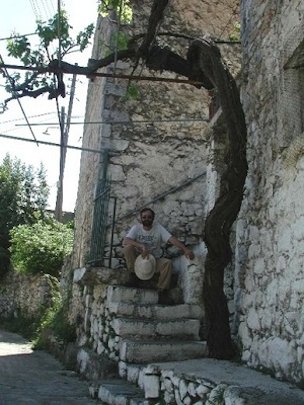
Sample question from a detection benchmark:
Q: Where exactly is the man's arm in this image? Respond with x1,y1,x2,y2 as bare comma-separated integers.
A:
123,237,150,257
168,236,195,260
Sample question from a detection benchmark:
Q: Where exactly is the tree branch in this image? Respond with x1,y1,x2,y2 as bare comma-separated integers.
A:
87,49,137,72
138,0,169,57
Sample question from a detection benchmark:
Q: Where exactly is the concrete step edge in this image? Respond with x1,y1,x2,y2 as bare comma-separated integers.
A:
107,301,203,320
119,339,208,363
89,378,146,404
107,285,159,305
112,318,200,340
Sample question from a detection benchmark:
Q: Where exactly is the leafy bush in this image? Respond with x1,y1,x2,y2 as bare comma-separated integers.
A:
33,296,76,350
10,219,73,277
0,154,49,276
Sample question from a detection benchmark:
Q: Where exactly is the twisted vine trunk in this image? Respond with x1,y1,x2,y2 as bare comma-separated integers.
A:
189,40,248,359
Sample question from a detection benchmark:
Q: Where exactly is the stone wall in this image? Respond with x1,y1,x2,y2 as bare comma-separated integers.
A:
71,2,240,308
67,8,244,379
72,14,210,270
0,271,58,320
236,0,304,382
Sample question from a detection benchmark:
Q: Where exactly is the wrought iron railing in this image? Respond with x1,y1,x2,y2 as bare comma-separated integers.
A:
87,149,111,266
87,179,111,266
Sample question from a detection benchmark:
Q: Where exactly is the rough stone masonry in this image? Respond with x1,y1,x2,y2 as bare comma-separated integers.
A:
236,0,304,383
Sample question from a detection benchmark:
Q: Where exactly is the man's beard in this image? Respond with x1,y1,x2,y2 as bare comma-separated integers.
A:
142,219,153,227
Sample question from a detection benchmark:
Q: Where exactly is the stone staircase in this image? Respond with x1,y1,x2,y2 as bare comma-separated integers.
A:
107,285,206,363
89,284,207,403
76,269,304,405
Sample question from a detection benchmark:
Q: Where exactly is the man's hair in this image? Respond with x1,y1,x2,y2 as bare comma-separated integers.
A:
140,207,155,219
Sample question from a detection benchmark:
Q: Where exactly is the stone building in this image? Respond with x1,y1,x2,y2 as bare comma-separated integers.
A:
236,0,304,383
67,0,304,395
65,0,242,395
70,0,239,309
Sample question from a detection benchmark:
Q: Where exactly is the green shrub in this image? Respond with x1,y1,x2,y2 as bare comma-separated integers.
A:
0,154,49,276
10,219,73,277
33,296,76,350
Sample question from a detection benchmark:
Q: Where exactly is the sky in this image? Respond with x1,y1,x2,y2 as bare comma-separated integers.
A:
0,0,99,212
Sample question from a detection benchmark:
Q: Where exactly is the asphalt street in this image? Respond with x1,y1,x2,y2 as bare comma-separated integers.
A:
0,329,98,404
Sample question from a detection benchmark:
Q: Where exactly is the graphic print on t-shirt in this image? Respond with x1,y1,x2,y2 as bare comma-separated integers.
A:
126,223,172,259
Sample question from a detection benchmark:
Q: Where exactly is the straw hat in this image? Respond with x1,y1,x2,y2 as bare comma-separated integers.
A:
134,254,156,280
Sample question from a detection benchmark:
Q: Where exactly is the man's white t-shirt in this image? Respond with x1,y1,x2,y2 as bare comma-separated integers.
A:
126,222,172,258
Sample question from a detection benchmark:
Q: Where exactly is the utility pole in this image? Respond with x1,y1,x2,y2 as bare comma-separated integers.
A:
55,106,65,221
54,72,77,221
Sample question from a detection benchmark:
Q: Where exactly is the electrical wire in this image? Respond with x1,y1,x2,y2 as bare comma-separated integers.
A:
0,132,102,154
29,0,43,20
0,111,57,125
15,117,209,126
0,33,37,41
39,0,56,20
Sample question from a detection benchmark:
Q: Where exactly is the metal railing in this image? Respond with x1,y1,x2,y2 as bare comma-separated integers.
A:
87,179,111,266
87,149,111,266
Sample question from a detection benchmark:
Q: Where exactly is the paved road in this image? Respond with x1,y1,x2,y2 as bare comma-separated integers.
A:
0,329,98,404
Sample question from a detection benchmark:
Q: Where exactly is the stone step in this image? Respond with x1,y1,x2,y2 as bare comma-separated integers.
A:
107,285,158,305
111,318,200,340
107,301,203,320
118,362,143,384
119,339,207,363
90,378,150,405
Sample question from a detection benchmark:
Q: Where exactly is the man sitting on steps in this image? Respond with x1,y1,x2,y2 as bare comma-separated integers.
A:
123,207,194,304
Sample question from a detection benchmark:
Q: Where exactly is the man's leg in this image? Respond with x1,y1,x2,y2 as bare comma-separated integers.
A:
123,245,140,286
123,245,137,273
156,258,172,290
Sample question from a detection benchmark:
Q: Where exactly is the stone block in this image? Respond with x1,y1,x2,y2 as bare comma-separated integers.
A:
163,377,173,393
111,318,200,339
164,390,175,404
107,285,158,304
73,267,87,283
196,384,210,397
107,301,203,320
77,348,89,374
143,374,160,398
127,364,141,383
183,396,192,405
119,340,207,363
188,382,197,397
179,379,188,400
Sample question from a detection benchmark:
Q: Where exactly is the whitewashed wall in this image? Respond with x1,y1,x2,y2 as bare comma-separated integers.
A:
237,0,304,383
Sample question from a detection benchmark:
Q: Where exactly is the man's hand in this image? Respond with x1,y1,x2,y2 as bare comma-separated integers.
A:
168,236,195,260
140,244,150,258
184,248,195,260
